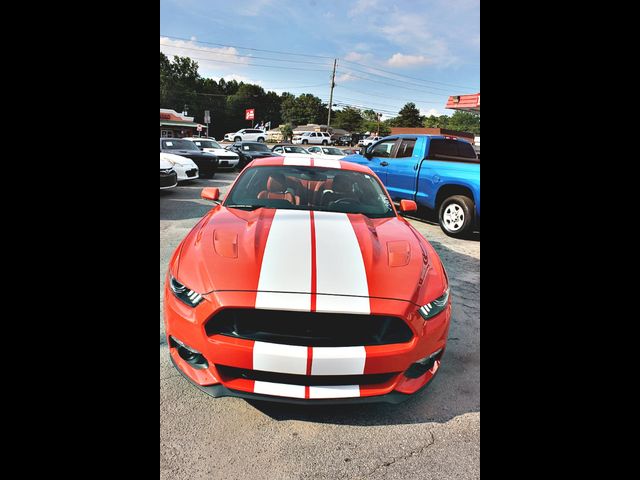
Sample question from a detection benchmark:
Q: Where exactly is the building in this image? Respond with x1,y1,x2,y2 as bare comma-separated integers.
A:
160,109,201,138
389,127,475,144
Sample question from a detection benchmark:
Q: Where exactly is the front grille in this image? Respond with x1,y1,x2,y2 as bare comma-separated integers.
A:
160,171,177,187
216,365,397,386
205,309,414,347
160,168,174,176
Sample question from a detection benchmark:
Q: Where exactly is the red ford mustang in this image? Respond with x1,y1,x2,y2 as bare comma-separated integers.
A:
164,157,451,404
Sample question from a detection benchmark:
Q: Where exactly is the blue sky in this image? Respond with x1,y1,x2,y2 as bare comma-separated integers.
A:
160,0,479,119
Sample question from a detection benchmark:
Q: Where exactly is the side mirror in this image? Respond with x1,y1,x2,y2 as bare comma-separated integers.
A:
399,199,417,213
201,187,220,202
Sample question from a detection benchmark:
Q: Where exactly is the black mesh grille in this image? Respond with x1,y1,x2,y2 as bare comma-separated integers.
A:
205,309,413,347
216,365,397,386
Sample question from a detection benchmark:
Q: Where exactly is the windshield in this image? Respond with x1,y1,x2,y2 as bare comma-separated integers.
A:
224,166,394,218
192,139,221,149
161,139,199,151
281,146,309,154
244,143,271,152
322,147,344,155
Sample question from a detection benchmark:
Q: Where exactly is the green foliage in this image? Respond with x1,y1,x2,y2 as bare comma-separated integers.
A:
395,102,423,127
423,111,479,134
280,123,294,142
334,107,363,132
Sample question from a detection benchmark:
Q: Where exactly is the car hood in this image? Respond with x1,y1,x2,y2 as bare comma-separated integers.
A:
160,158,174,169
162,149,215,158
160,152,197,167
202,148,238,157
174,207,433,306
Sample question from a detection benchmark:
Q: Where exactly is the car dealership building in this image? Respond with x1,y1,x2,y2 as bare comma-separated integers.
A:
160,109,200,138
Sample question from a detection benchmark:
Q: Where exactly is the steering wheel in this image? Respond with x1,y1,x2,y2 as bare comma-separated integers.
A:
331,197,359,206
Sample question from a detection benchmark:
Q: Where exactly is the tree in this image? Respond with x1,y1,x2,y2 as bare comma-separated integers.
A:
334,107,363,133
280,123,293,142
396,102,423,127
447,111,480,135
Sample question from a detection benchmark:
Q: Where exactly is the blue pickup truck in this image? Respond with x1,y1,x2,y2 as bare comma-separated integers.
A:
342,134,480,237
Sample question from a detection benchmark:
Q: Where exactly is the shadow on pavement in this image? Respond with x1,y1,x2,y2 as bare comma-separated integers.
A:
160,177,235,221
245,242,480,427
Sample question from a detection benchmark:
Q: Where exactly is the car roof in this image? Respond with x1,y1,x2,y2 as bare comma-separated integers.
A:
249,157,373,174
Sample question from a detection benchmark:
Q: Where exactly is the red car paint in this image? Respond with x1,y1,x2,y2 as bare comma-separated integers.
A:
164,157,451,402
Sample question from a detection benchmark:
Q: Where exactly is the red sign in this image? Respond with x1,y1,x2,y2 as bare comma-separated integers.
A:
245,109,255,120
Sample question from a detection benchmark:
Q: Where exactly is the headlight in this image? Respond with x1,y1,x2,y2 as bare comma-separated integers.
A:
169,274,204,307
418,287,450,320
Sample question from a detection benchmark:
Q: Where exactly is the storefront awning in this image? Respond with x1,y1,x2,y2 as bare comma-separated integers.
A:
160,120,199,128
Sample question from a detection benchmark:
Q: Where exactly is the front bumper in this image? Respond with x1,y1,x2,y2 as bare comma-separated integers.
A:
163,285,451,404
160,171,178,189
174,165,200,181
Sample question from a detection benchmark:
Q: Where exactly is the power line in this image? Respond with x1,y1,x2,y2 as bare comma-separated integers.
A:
160,41,332,66
340,58,479,91
336,70,455,95
160,34,334,59
168,53,330,72
339,65,455,93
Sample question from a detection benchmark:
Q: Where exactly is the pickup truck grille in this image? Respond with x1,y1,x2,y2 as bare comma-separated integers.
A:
205,309,414,347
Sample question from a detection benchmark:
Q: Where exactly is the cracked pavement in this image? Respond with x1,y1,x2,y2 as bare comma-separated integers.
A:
160,172,480,480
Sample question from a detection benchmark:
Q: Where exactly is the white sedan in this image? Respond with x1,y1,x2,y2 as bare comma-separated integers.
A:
160,157,177,190
306,146,347,160
160,152,199,181
270,145,311,157
183,137,240,169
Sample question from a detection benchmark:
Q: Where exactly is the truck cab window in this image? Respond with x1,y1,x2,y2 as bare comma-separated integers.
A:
395,139,416,158
370,140,396,158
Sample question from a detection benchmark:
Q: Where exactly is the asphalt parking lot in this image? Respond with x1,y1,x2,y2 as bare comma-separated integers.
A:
160,171,480,480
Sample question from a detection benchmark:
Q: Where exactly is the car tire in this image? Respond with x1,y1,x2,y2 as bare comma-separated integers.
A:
234,136,241,142
438,195,475,238
302,140,308,145
322,140,328,145
257,137,265,143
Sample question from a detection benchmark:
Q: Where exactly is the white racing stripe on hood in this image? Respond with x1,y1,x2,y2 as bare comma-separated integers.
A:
312,158,341,169
283,157,312,166
313,212,370,314
255,209,312,311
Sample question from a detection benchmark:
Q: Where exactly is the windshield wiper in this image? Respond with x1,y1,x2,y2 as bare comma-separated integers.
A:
225,204,265,211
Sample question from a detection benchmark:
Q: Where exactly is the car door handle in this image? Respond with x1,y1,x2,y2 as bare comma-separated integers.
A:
380,161,389,166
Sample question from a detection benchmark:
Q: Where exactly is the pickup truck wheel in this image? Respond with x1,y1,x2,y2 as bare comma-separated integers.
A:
439,195,474,238
302,140,308,145
257,137,265,143
234,136,241,142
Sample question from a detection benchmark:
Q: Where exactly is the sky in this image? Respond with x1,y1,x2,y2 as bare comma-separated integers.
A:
160,0,479,119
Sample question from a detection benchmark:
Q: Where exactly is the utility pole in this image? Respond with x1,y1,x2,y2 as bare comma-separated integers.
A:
327,58,337,128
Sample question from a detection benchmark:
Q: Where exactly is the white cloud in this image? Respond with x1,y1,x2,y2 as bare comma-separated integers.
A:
423,108,441,116
335,72,358,83
159,37,249,67
348,0,379,17
386,53,433,67
222,74,262,85
344,51,373,62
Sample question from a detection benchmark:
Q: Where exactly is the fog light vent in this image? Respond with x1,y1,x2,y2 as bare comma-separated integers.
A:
169,336,209,370
404,349,443,379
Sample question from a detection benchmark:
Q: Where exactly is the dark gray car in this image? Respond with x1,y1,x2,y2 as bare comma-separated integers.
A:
160,138,219,178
